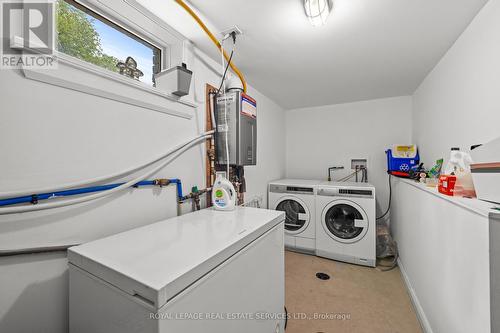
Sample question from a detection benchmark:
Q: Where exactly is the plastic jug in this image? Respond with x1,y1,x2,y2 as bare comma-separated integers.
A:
212,175,236,211
443,148,476,197
443,148,473,175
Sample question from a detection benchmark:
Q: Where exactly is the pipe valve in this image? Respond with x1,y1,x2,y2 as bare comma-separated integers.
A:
154,179,171,187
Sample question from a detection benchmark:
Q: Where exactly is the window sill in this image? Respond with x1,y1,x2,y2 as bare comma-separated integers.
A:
13,36,194,119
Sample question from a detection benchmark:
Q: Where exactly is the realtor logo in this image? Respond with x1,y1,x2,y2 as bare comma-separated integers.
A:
1,0,56,68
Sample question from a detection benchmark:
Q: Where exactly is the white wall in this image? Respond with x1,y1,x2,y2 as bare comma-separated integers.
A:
397,2,500,332
413,0,500,164
244,86,286,206
0,33,285,333
391,179,490,333
285,96,412,217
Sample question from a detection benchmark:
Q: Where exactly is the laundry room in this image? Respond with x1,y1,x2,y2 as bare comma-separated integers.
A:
1,0,499,332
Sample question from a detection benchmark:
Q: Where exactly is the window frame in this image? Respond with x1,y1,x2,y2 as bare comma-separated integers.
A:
81,0,185,71
60,0,164,85
16,0,195,118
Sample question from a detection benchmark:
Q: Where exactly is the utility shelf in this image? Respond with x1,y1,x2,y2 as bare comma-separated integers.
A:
398,177,499,218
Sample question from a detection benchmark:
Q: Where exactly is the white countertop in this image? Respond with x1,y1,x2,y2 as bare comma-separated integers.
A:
398,178,500,218
68,206,284,309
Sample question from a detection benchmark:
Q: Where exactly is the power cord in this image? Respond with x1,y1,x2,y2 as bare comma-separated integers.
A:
337,169,361,182
284,306,288,330
376,174,392,220
375,173,397,271
376,244,399,272
217,32,237,94
218,32,238,177
217,49,234,93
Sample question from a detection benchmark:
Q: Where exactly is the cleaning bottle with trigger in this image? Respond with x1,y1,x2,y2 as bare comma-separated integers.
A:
212,174,236,211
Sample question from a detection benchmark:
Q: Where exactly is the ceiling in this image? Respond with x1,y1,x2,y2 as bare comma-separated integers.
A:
147,0,489,109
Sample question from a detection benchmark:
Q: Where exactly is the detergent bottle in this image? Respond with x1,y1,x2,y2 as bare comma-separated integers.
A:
212,175,236,211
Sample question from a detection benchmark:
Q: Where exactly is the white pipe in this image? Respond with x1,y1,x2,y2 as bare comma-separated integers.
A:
209,93,217,130
0,135,211,215
221,40,230,177
0,131,214,199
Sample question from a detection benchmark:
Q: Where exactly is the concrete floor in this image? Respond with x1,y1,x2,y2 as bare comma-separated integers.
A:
285,251,422,333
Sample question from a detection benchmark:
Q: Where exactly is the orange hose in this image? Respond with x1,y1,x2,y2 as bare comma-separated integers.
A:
174,0,247,93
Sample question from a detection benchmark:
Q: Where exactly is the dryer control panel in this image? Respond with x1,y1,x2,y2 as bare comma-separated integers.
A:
269,184,314,195
318,187,374,198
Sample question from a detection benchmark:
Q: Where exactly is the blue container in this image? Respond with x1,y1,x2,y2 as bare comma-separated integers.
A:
386,149,420,173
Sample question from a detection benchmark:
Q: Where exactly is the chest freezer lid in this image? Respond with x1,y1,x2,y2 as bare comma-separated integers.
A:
68,207,284,309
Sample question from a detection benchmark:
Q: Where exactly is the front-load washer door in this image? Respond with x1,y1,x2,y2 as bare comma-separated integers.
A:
321,199,369,244
274,196,310,235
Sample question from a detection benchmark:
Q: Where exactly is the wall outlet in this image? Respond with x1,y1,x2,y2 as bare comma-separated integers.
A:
351,159,367,169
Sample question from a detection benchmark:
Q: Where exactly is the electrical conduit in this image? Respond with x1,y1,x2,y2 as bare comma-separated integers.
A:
0,134,211,215
174,0,247,93
0,131,213,200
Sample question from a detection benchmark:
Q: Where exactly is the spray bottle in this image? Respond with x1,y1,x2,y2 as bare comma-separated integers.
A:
212,174,236,211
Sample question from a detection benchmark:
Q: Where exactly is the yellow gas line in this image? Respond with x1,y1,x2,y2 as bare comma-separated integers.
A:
174,0,248,93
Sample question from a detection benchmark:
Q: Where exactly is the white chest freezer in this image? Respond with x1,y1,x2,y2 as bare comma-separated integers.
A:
68,207,285,333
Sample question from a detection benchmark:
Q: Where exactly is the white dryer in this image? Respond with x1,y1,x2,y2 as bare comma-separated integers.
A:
268,179,319,254
316,182,376,267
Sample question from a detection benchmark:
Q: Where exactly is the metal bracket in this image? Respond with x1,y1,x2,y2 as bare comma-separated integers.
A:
220,26,243,40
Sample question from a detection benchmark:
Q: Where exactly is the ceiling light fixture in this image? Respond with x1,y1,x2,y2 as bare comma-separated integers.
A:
304,0,332,27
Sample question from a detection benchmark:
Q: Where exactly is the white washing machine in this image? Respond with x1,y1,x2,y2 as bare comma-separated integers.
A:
316,181,376,267
268,179,319,254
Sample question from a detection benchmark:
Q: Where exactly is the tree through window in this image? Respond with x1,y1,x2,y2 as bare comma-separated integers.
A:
56,0,162,85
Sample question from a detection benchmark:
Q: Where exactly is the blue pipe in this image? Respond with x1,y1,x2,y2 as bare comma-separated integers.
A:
0,179,184,207
169,179,184,199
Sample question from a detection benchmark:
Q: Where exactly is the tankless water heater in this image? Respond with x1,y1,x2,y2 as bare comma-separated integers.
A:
215,91,257,166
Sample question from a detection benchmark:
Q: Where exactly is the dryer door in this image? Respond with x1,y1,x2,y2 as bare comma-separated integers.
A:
274,196,310,235
321,199,369,244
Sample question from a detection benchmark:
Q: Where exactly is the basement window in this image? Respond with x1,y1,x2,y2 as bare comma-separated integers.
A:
56,0,162,86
